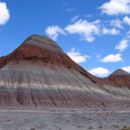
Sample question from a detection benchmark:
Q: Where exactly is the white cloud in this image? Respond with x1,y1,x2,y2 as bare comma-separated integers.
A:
110,19,123,29
123,16,130,25
0,2,10,25
65,19,100,42
101,53,123,63
89,67,110,77
45,26,65,40
100,0,130,15
71,16,79,22
102,27,120,35
115,30,130,52
116,39,129,52
101,19,123,35
67,48,90,64
122,66,130,73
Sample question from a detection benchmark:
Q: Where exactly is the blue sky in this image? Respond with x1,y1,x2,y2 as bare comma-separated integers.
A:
0,0,130,77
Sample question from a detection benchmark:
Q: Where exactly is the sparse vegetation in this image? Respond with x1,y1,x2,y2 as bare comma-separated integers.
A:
120,126,130,130
99,126,102,129
113,125,118,128
30,128,36,130
88,126,93,129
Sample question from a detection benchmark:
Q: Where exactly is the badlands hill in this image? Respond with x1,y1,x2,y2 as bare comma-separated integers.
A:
0,35,130,109
105,69,130,88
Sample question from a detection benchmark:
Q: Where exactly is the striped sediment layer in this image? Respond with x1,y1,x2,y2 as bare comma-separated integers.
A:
0,35,130,109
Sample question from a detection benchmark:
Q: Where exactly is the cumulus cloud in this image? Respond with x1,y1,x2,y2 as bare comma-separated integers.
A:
123,16,130,25
110,19,123,29
116,39,129,52
45,18,124,42
101,53,123,63
116,30,130,52
101,19,123,35
67,48,90,64
45,26,66,40
102,27,120,35
0,2,10,25
65,20,100,42
100,0,130,15
89,67,110,77
122,66,130,73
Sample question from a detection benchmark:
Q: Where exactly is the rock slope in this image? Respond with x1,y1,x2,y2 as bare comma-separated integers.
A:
0,35,130,109
105,69,130,88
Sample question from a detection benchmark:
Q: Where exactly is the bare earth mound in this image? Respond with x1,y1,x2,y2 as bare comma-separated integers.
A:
0,35,130,110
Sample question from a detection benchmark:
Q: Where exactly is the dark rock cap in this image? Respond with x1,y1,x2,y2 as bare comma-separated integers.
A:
110,69,130,76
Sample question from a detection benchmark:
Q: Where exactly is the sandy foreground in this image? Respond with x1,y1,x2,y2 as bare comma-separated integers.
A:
0,109,129,130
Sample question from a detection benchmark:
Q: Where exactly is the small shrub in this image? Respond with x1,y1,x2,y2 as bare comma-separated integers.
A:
113,125,118,128
30,128,36,130
88,126,93,129
99,126,102,129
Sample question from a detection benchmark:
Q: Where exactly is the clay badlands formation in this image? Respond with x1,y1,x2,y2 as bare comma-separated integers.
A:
0,35,130,109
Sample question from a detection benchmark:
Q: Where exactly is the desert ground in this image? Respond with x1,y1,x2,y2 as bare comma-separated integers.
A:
0,109,129,130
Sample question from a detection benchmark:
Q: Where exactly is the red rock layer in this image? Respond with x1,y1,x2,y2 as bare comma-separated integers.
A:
0,35,100,84
0,35,130,89
104,75,130,88
0,35,130,109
